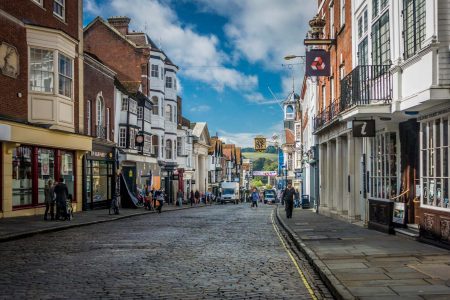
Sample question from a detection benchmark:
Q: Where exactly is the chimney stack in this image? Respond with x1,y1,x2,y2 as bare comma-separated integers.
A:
107,16,131,35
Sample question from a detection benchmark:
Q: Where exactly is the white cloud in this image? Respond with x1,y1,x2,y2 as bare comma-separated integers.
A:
192,0,317,69
189,105,211,113
243,92,281,105
88,0,258,93
84,0,101,15
217,123,283,148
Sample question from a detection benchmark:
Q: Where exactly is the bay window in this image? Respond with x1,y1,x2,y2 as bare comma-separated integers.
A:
29,48,73,98
421,116,449,210
152,96,159,115
58,53,72,97
403,0,426,59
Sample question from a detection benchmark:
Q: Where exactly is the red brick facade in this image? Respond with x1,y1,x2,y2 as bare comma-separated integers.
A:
317,0,353,113
0,0,81,130
83,55,116,140
83,18,150,95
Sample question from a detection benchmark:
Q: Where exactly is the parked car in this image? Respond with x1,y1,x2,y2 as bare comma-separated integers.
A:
264,189,278,204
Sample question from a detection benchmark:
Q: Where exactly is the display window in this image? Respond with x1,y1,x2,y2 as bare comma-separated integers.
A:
11,146,75,208
86,159,114,208
421,116,449,210
369,132,399,200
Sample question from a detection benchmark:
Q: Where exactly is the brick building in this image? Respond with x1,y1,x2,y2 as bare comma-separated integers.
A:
0,0,91,218
84,16,156,206
83,53,117,210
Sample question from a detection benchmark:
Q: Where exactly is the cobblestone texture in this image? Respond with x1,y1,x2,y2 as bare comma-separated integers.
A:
0,205,318,299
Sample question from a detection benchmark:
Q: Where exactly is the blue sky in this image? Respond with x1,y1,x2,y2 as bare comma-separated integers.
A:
83,0,316,146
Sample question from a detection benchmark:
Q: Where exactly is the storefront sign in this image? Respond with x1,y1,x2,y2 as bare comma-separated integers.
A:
352,120,375,137
252,171,277,177
41,153,49,176
305,49,330,77
392,202,406,224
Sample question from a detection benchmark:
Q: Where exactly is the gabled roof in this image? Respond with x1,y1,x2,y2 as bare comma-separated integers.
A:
223,144,236,161
192,122,211,145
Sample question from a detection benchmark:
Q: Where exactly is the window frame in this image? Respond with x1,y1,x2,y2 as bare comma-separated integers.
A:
340,0,346,28
151,64,159,78
402,0,426,59
151,96,159,115
166,76,173,89
58,53,73,98
166,139,173,159
420,115,450,211
371,10,391,66
119,127,127,148
86,100,91,136
53,0,65,21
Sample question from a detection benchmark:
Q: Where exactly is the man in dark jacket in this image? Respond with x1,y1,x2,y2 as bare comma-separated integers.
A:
54,178,69,220
283,181,296,219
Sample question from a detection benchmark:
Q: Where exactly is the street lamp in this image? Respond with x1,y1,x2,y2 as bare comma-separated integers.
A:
284,55,306,61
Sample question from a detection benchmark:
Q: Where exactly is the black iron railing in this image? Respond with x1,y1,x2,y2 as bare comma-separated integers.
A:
313,98,340,131
340,65,392,112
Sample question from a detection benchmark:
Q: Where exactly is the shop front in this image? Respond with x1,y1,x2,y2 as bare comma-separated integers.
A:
84,143,116,210
418,108,450,248
0,121,92,218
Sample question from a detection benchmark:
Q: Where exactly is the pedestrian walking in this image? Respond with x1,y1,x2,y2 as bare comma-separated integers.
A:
190,190,194,206
177,189,183,207
44,180,55,220
194,190,200,205
156,190,164,213
283,181,296,219
251,187,259,208
54,178,69,220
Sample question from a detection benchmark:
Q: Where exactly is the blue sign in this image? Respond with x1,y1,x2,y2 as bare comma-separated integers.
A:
278,150,284,176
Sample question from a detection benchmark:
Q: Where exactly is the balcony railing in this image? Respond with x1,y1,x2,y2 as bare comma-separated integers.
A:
313,99,340,130
96,125,106,139
340,65,392,112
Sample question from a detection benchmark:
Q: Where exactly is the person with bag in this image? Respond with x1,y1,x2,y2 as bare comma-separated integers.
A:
283,181,296,219
44,180,55,221
54,178,69,220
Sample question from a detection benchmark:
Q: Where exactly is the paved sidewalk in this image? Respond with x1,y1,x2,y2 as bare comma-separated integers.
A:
0,203,208,242
277,207,450,300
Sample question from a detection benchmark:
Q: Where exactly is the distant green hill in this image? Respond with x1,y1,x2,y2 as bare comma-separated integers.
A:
242,152,278,161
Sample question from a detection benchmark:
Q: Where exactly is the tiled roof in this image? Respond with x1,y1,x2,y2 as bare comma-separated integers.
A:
235,147,242,165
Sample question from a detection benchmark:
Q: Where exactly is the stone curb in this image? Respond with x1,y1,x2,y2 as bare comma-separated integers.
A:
0,204,210,243
275,206,355,300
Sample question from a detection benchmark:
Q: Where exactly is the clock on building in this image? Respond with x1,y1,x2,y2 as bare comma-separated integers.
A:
0,42,19,78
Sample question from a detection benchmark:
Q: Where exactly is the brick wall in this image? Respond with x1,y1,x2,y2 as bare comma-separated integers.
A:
317,0,353,112
0,1,80,128
84,20,150,91
84,57,115,139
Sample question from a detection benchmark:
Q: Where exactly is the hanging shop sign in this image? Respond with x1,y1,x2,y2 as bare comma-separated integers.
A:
135,132,145,147
305,49,330,77
254,136,267,152
352,120,375,137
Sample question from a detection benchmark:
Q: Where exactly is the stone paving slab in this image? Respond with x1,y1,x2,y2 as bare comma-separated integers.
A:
0,204,208,242
276,207,450,300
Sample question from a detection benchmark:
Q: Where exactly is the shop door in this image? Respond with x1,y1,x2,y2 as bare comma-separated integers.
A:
122,166,137,194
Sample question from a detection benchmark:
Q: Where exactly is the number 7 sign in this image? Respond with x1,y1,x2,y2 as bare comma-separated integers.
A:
352,120,375,137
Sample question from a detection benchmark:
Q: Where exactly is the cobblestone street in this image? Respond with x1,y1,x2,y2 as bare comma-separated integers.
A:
0,205,324,299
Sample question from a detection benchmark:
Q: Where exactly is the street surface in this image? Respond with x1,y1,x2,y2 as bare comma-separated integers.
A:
0,204,329,299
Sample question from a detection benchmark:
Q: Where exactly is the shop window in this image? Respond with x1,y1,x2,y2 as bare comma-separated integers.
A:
38,148,55,204
92,161,109,203
12,146,33,206
60,151,74,198
370,132,398,200
421,116,449,210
